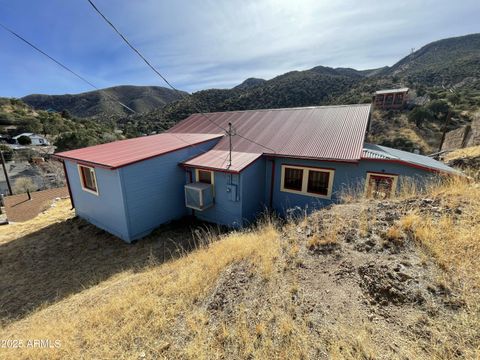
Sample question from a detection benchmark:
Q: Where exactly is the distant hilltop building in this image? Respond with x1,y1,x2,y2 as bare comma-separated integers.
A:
373,88,409,110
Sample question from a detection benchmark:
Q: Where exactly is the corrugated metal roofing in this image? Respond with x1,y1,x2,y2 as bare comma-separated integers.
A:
362,147,396,160
362,143,459,174
375,88,409,95
171,104,371,171
183,150,263,173
54,133,223,168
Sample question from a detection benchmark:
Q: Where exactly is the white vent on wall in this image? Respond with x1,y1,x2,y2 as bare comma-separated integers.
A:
185,182,214,211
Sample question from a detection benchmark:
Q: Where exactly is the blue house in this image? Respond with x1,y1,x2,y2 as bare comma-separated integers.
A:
54,104,458,243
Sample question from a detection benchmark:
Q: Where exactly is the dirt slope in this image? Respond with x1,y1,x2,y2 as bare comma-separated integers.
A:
0,177,478,359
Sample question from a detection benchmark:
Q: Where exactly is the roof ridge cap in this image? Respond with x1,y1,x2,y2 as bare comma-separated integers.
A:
190,103,371,116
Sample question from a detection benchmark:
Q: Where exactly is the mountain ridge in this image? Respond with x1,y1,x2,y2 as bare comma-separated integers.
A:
22,85,186,118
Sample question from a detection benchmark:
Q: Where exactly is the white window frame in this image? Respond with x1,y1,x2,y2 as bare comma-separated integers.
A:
77,164,99,196
280,165,335,199
195,169,215,196
364,172,398,198
195,169,215,186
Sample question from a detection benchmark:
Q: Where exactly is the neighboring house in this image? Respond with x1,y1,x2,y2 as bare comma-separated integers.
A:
373,88,409,110
54,104,457,243
13,133,50,146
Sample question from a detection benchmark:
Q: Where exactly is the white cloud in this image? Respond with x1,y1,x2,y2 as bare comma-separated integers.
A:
1,0,479,96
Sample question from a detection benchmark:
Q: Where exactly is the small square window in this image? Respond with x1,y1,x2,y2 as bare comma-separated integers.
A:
197,170,213,184
79,165,98,194
284,167,303,191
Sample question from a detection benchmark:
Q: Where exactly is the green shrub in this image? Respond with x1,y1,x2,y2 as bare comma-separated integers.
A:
17,135,32,145
0,144,13,161
408,106,434,128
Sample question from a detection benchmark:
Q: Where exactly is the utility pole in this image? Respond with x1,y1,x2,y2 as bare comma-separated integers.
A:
0,151,12,195
226,122,236,169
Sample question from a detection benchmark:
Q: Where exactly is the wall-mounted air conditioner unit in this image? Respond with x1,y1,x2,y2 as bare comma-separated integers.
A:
185,182,214,211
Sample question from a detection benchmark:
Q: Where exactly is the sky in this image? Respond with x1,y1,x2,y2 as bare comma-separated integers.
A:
0,0,478,98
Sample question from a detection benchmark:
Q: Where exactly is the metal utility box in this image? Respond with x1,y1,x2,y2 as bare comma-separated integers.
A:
226,184,237,201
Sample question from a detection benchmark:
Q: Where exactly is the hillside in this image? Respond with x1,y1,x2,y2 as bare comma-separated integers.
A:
22,85,186,118
115,33,480,151
383,33,480,87
0,97,121,152
8,33,480,152
0,172,478,359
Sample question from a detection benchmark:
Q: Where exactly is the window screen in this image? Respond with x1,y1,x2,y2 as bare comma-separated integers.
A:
307,170,330,195
284,167,303,191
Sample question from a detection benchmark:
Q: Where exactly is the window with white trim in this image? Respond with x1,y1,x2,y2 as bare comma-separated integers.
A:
78,165,98,195
196,169,214,185
280,165,334,199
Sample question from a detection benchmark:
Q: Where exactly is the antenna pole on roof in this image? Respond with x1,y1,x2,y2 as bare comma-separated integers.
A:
226,122,236,169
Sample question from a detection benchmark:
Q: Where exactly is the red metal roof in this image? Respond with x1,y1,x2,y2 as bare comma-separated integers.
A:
54,133,223,169
183,150,263,173
171,104,371,171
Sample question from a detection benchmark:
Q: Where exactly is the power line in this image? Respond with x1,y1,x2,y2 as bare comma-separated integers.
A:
0,22,136,114
0,22,231,167
86,0,180,95
86,0,226,132
86,0,277,154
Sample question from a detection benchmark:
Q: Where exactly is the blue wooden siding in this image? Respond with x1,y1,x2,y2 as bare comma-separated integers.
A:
190,158,266,227
64,160,130,240
240,157,266,223
67,141,439,242
119,139,219,240
66,138,219,242
193,171,243,227
266,157,436,216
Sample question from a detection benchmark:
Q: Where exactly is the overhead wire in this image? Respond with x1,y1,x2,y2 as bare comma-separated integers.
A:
86,0,277,154
0,22,136,114
0,21,231,165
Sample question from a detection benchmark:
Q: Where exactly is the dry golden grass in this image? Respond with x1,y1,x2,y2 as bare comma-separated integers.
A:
385,225,402,242
1,174,479,359
398,176,480,359
444,145,480,161
0,219,282,359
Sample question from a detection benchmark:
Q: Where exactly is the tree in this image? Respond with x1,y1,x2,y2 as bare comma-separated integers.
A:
447,92,461,106
428,99,450,118
0,144,13,161
54,130,99,151
17,135,32,145
416,86,426,97
13,177,36,194
17,117,42,134
0,112,15,125
61,109,71,119
408,106,433,128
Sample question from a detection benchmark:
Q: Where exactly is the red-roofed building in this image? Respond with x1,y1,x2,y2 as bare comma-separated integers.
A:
54,104,456,242
373,88,409,110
